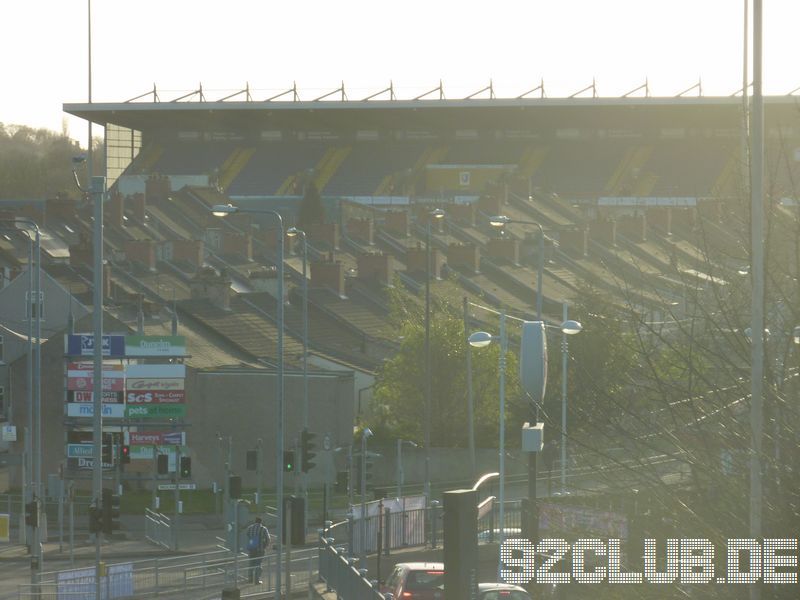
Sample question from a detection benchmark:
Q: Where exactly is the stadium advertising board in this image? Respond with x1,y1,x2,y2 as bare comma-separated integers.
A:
67,391,124,404
65,334,126,358
66,403,126,418
127,431,185,446
126,378,184,391
125,335,186,357
126,404,186,419
126,390,185,404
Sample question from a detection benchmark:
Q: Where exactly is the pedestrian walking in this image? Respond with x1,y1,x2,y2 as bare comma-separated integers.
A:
245,516,271,584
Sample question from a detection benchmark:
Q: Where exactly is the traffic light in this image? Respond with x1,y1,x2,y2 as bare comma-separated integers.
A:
102,442,112,466
180,456,192,479
246,449,257,471
300,429,317,473
335,470,348,493
88,504,102,533
363,454,374,488
283,450,295,472
229,475,242,499
101,488,121,534
157,454,168,475
120,445,131,465
25,499,38,528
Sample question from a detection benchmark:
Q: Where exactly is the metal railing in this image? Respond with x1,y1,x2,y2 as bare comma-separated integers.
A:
14,544,319,600
318,534,384,600
144,508,172,550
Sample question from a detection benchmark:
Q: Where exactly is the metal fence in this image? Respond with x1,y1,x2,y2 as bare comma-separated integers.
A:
318,534,384,600
144,508,172,550
11,544,319,600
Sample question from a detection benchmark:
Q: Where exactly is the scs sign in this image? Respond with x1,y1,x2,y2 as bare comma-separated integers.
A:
126,390,185,404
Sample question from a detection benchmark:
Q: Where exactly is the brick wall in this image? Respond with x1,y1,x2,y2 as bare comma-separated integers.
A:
559,228,589,258
357,253,395,285
123,240,157,270
347,218,374,244
485,238,520,264
145,174,170,204
311,258,345,296
406,245,444,278
589,219,616,246
304,223,339,250
447,203,476,226
128,193,146,222
383,211,409,237
447,243,480,273
221,231,253,260
167,239,204,268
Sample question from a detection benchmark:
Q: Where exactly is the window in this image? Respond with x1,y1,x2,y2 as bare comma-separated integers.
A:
25,291,45,321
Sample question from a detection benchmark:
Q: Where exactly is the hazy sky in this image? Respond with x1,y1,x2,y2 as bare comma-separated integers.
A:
5,0,800,143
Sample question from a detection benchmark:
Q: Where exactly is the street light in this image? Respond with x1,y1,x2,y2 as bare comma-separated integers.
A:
489,215,547,542
489,215,545,320
211,203,286,599
286,226,309,523
360,427,374,563
468,312,508,578
424,208,445,503
396,439,418,499
558,303,583,494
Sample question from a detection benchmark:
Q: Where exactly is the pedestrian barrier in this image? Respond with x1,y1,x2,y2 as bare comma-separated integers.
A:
144,508,172,550
318,533,384,600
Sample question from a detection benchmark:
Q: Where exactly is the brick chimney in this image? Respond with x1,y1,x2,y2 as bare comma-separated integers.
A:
128,193,146,222
166,239,204,268
589,219,616,247
221,231,253,260
486,238,520,264
357,253,395,286
383,211,409,237
248,265,287,303
447,203,476,226
671,207,697,230
346,218,374,245
123,240,157,270
559,227,589,258
618,214,647,242
477,195,502,216
310,254,346,297
105,190,124,229
68,233,93,268
45,193,77,224
304,223,340,250
145,174,171,205
189,267,232,310
406,243,444,278
447,243,480,273
647,207,672,234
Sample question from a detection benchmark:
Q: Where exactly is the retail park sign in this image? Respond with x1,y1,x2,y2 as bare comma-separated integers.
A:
125,335,186,357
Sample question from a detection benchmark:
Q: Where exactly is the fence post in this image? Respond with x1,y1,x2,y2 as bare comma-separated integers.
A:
430,500,440,549
383,507,391,556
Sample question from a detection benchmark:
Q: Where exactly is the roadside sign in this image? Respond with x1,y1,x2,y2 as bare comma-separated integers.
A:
126,404,186,419
157,483,196,491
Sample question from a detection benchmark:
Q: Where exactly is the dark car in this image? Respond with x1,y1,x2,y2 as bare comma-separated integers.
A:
478,583,532,600
383,562,445,600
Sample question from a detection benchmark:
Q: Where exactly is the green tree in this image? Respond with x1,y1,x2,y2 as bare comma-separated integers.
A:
369,290,522,449
297,181,324,228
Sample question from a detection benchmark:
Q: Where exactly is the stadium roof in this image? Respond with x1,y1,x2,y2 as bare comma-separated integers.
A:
63,95,800,133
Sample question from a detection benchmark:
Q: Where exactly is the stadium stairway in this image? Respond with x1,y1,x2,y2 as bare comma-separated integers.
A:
516,146,549,179
313,146,352,192
604,145,653,196
218,147,256,191
129,144,163,175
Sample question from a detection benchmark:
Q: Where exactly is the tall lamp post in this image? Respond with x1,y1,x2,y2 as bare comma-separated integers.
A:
360,427,373,563
488,215,547,541
286,227,309,526
424,208,445,503
396,439,418,499
558,303,583,493
211,203,286,599
468,313,508,579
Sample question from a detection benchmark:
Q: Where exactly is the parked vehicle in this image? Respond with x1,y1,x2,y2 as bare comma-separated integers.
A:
382,562,445,600
478,582,532,600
